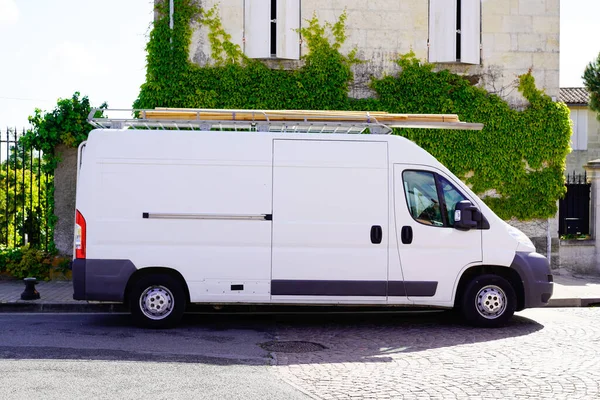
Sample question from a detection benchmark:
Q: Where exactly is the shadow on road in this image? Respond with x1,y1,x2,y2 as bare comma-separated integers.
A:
0,310,544,365
245,310,545,364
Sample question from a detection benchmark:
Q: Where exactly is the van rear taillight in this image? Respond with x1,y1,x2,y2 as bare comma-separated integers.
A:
75,210,86,259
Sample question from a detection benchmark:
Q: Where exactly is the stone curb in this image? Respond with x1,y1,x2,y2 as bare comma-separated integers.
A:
0,302,127,313
547,297,600,307
0,299,599,313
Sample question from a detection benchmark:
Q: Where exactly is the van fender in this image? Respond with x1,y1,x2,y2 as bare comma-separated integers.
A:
450,262,487,304
72,259,137,302
451,262,530,310
124,265,192,305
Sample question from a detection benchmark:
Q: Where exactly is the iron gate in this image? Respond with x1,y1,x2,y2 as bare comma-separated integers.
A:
558,172,590,236
1,128,52,250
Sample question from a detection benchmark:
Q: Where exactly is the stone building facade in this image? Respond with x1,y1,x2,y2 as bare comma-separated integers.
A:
188,0,560,105
560,87,600,174
557,88,600,275
182,0,563,267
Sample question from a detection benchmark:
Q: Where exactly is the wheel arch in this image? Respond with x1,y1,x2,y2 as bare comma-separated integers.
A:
124,266,191,306
454,265,525,311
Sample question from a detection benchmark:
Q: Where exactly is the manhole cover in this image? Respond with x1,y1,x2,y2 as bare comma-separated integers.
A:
259,340,327,353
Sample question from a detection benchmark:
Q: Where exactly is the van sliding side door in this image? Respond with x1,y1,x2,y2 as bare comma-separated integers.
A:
270,139,389,304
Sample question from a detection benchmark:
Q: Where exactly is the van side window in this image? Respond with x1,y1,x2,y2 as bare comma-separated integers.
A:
439,175,468,226
402,171,444,227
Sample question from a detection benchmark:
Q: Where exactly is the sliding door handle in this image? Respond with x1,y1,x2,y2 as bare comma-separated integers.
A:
370,225,383,244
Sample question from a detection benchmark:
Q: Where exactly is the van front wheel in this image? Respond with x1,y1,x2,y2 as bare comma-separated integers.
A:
460,274,516,328
129,274,186,328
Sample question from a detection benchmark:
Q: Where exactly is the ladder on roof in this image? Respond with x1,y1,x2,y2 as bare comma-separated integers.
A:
87,108,484,133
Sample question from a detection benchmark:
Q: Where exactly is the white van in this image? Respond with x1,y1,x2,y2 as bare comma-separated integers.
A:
72,109,553,328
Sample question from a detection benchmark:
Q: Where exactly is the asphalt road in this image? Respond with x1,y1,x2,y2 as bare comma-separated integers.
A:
0,313,309,400
2,309,600,399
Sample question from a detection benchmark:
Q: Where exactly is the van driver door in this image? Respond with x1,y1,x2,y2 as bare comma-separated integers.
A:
393,165,483,305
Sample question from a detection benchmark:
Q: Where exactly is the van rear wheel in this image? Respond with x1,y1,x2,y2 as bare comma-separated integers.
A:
129,273,186,329
460,274,516,328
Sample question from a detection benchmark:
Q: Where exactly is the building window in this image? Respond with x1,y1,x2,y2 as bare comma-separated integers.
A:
428,0,481,64
570,108,588,150
244,0,300,60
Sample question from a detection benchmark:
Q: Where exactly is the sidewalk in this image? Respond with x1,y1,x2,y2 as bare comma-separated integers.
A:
0,273,599,312
0,280,125,312
547,269,600,307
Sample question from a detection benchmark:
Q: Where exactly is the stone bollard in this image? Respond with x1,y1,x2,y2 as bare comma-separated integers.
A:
21,277,41,300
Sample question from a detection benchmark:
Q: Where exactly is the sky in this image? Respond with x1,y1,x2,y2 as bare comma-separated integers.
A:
0,0,155,130
0,0,598,130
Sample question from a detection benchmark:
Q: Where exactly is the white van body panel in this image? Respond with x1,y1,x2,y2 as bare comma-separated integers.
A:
83,130,274,302
74,128,551,310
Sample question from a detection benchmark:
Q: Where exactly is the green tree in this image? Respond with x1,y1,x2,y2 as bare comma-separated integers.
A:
583,52,600,120
22,91,107,170
15,92,107,252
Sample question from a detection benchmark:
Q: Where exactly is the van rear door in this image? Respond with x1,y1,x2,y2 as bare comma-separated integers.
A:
271,139,389,303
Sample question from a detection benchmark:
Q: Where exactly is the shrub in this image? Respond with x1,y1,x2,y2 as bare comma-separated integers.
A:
0,245,71,280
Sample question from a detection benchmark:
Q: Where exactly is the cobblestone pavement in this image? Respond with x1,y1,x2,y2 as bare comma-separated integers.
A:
270,309,600,400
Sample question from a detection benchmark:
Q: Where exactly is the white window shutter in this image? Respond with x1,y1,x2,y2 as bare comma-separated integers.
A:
429,0,457,63
244,0,271,58
276,0,300,59
461,0,481,64
578,109,588,150
570,109,579,150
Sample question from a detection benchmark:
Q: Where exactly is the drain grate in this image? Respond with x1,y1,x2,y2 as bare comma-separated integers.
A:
260,340,327,353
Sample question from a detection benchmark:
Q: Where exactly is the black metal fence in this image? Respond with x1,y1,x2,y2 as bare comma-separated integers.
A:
1,128,52,250
558,172,590,236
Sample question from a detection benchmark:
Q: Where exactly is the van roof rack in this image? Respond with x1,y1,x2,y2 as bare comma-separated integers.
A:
87,108,484,134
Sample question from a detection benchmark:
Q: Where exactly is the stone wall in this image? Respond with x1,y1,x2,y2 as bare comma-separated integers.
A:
559,239,597,275
53,145,78,257
189,0,560,105
479,0,560,102
302,0,429,99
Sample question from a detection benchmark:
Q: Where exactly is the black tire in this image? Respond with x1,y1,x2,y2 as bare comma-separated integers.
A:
460,274,517,328
129,273,186,329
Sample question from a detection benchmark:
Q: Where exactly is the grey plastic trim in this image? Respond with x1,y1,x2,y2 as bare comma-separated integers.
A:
405,281,439,297
271,280,438,297
72,259,86,300
72,259,137,302
388,281,438,297
510,251,553,308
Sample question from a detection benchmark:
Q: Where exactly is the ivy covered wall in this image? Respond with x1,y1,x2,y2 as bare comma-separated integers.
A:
134,0,572,221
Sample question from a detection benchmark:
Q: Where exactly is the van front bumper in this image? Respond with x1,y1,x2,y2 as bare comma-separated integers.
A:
510,251,554,309
72,259,137,302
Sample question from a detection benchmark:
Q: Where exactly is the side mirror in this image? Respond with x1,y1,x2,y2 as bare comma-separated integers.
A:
454,200,480,231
